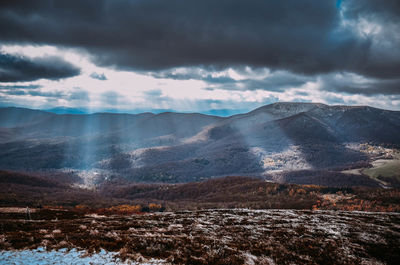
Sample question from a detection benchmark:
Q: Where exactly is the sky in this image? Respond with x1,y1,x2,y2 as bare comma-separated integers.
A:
0,0,399,115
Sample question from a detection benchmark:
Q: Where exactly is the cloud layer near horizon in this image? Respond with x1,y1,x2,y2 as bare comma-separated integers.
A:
0,0,399,112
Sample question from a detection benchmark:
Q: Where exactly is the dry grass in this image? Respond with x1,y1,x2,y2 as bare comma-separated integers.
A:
1,209,400,264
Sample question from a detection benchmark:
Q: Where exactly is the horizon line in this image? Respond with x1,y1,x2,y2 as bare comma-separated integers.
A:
1,101,397,118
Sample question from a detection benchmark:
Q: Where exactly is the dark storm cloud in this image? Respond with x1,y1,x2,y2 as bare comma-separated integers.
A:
210,72,311,92
338,0,400,79
231,72,311,92
320,74,400,96
344,0,400,21
0,0,398,81
0,53,81,82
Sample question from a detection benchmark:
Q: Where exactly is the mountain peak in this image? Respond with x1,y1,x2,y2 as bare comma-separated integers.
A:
246,102,326,118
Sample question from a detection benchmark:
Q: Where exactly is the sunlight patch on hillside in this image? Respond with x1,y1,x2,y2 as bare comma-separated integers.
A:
250,145,312,173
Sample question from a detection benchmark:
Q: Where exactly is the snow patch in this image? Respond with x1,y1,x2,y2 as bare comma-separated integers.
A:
0,248,165,265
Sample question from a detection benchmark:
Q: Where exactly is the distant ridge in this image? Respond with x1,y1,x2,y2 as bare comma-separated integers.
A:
44,107,88,114
0,101,396,116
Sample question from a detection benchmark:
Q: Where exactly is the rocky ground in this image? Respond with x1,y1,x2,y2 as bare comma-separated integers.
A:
1,208,400,264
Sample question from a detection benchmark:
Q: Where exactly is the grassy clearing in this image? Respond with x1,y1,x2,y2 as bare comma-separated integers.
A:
363,159,400,180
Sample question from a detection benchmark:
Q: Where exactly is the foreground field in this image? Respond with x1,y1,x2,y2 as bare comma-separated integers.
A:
1,209,399,264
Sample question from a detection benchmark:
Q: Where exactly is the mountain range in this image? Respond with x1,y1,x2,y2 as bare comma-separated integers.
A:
0,102,399,186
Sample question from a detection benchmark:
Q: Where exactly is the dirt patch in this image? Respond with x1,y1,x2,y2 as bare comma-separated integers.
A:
0,207,37,213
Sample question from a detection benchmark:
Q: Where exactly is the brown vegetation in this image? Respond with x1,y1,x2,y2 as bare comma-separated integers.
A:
1,209,399,264
1,171,400,212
